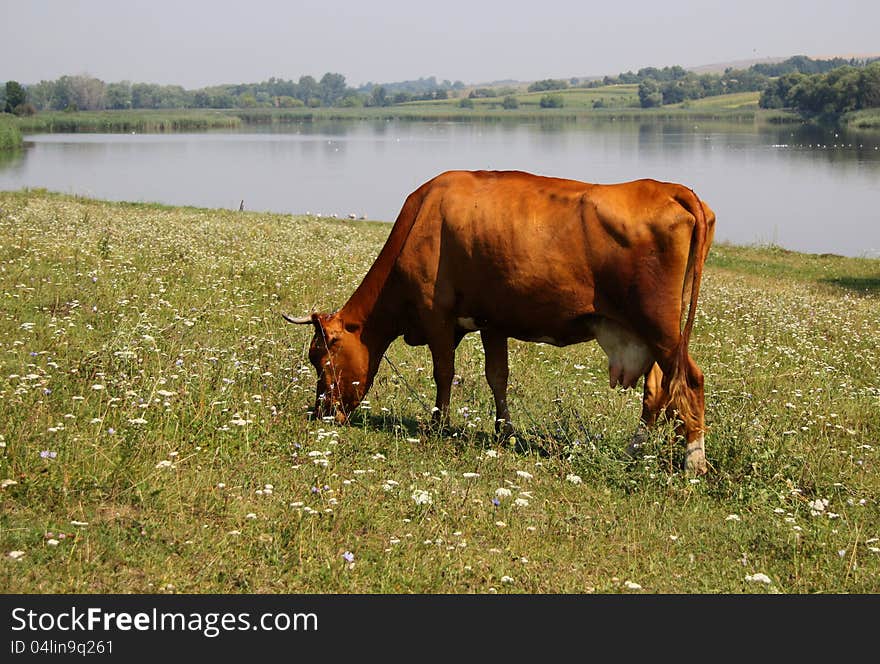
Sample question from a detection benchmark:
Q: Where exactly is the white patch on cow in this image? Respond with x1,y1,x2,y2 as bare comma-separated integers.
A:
592,318,653,389
534,336,560,345
456,317,479,331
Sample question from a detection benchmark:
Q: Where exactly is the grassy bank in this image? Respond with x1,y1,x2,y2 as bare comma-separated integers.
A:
0,115,23,150
16,110,242,133
843,109,880,130
10,91,792,133
0,191,878,593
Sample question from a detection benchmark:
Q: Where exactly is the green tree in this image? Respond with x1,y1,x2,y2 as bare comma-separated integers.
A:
369,86,389,107
105,81,132,109
131,83,160,108
502,95,519,109
22,81,52,110
858,62,880,109
638,80,662,107
4,81,26,113
237,93,258,108
539,93,563,108
319,72,348,106
528,79,568,93
297,75,319,104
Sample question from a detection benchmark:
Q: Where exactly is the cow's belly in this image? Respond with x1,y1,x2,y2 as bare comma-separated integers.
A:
458,310,654,390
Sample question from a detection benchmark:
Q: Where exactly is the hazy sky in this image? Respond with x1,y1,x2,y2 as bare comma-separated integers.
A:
2,0,878,88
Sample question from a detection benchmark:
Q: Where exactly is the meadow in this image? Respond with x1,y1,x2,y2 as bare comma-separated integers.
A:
0,190,878,593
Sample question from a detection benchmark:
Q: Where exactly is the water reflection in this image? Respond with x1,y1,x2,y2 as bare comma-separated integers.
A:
1,118,878,257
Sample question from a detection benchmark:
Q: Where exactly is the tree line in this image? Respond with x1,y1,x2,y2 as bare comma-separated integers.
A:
2,55,879,117
759,61,880,115
0,72,460,113
630,57,878,109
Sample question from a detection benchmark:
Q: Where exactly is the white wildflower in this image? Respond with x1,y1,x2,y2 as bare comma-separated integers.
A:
808,498,829,516
411,489,433,505
745,573,772,584
566,473,583,485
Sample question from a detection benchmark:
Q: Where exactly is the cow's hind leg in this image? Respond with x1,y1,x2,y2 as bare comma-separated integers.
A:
658,351,707,475
480,330,513,439
628,362,669,457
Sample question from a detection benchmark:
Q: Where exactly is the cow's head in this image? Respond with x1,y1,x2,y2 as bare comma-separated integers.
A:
284,311,368,422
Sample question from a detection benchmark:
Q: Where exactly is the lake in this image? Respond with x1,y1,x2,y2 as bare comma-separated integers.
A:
2,117,879,257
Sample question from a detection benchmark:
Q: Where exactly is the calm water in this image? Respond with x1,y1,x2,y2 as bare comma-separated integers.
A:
2,118,879,257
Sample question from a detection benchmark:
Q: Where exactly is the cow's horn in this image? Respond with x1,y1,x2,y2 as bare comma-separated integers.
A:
282,313,314,324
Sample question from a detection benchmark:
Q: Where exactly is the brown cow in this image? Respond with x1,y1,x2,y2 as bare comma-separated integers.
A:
285,170,715,473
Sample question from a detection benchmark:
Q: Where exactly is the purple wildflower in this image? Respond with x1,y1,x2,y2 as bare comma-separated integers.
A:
40,450,57,459
342,551,354,563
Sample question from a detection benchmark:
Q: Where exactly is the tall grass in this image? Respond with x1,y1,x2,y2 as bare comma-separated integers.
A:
0,191,877,593
0,115,23,150
16,110,242,134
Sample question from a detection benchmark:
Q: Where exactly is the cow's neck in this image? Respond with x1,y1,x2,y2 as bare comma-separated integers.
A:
339,203,418,388
341,272,405,387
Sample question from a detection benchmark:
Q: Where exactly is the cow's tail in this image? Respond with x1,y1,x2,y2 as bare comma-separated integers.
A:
665,187,709,434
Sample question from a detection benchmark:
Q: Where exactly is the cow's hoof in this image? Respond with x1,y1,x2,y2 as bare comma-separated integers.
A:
626,426,649,458
495,419,515,441
685,449,708,475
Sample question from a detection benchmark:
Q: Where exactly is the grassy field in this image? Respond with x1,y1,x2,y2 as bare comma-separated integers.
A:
669,91,761,110
0,191,878,594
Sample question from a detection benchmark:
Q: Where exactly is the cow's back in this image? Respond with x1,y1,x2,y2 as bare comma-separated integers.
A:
393,170,706,341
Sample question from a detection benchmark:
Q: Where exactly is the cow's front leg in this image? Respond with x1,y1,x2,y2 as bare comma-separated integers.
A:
481,330,513,439
428,331,456,430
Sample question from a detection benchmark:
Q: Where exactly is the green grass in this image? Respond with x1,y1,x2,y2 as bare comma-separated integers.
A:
670,91,761,110
16,110,242,133
0,191,878,593
843,109,880,130
0,114,23,151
